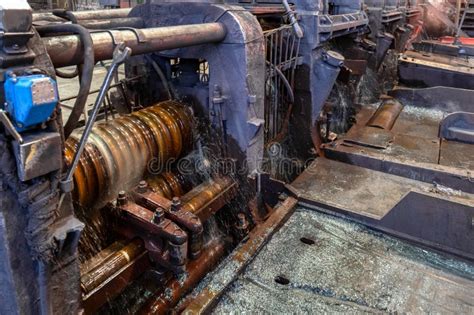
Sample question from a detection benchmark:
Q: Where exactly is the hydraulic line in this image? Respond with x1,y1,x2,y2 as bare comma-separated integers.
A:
64,101,194,207
36,24,95,139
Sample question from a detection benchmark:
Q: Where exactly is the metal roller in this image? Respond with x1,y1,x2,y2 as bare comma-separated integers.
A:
42,23,227,68
65,101,194,207
146,172,186,199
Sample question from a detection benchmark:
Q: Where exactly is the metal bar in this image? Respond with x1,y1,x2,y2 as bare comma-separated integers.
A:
62,45,131,193
0,110,23,144
42,23,227,68
455,0,462,30
81,239,145,294
81,245,151,314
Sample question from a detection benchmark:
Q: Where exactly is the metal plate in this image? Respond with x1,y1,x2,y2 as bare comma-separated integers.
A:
289,158,474,259
212,208,474,313
13,132,62,181
31,78,57,105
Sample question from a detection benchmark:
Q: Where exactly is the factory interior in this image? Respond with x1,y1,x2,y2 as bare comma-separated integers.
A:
0,0,473,313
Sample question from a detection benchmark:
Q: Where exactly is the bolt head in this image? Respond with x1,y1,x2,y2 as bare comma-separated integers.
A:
117,191,127,206
152,208,165,224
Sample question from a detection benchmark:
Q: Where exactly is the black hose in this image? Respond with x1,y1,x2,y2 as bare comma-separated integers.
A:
55,67,79,79
266,61,294,104
36,24,95,139
145,55,175,100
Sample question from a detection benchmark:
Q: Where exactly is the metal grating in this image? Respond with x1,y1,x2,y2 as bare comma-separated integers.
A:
264,25,301,144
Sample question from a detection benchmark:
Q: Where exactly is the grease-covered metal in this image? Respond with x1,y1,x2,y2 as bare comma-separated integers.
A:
64,101,193,207
81,239,145,295
139,239,226,315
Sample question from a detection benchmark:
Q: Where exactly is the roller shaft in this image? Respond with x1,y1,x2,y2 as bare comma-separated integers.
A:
65,101,194,207
42,23,227,68
81,239,144,294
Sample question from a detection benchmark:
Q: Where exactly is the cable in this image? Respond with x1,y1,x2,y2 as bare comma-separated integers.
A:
37,24,95,139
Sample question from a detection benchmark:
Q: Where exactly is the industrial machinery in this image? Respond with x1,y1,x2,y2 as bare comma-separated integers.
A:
0,0,473,314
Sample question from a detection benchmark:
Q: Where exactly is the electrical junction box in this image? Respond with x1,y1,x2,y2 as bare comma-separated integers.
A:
4,74,58,131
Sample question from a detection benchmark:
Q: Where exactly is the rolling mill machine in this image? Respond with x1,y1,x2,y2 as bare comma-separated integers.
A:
0,0,473,314
0,0,265,313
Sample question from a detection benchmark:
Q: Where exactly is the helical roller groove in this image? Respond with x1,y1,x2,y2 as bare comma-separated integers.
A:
65,101,194,207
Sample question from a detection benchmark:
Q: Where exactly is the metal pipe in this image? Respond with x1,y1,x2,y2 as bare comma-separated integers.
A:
77,17,144,30
138,239,226,315
53,8,132,21
42,23,227,68
32,12,66,23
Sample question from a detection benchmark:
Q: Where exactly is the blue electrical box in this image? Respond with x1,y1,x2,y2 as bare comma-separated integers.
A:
4,74,59,131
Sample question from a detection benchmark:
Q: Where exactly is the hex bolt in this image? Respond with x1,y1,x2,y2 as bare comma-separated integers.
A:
152,208,165,224
117,191,127,206
236,213,249,231
171,197,182,212
138,180,148,193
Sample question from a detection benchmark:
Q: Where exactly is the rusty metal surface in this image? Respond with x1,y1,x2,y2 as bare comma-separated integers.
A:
211,208,474,313
367,99,404,130
344,126,394,149
390,106,442,140
81,243,151,315
80,171,232,312
118,199,187,246
289,158,474,259
81,239,145,294
323,103,474,193
41,23,227,67
244,5,288,16
182,197,298,314
132,183,204,259
139,239,226,315
64,101,193,207
291,158,427,219
77,17,144,30
181,177,237,222
439,139,474,170
324,143,474,194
